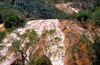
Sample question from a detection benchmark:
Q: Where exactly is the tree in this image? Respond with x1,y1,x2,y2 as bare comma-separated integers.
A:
76,10,90,21
4,15,25,31
92,10,100,27
9,29,39,65
92,0,100,7
92,33,100,65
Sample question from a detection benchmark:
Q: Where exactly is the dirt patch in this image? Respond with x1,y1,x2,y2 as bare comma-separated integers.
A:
55,3,80,14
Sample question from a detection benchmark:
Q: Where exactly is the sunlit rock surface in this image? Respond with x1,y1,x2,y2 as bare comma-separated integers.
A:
0,19,90,65
0,24,5,31
55,3,80,13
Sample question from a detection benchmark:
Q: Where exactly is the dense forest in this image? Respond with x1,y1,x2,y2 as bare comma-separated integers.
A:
0,0,100,65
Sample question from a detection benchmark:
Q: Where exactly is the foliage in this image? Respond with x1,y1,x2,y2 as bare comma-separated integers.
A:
48,29,56,35
3,2,12,8
21,33,28,39
93,6,100,12
0,14,2,23
13,5,24,12
93,0,100,7
25,1,67,19
65,0,100,13
91,33,100,65
29,55,52,65
4,15,25,31
65,12,76,19
0,6,26,32
41,31,48,37
0,7,16,19
0,6,25,20
8,28,61,64
0,31,6,43
9,40,21,52
0,0,79,19
25,42,33,49
0,1,68,19
78,32,100,65
92,10,100,27
76,10,90,21
9,29,39,64
54,37,61,41
69,2,81,9
29,30,38,42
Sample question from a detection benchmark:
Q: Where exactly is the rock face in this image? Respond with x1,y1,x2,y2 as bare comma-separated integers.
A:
0,19,90,65
0,24,5,31
55,3,80,13
63,29,89,65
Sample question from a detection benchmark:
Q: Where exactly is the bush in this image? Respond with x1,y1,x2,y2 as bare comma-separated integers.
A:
76,10,90,21
4,15,25,31
0,1,68,19
13,5,24,12
86,32,100,65
65,12,76,19
9,40,21,52
92,10,100,27
93,6,100,12
0,6,26,32
0,31,6,43
0,7,25,19
3,2,12,8
92,33,100,65
16,1,67,19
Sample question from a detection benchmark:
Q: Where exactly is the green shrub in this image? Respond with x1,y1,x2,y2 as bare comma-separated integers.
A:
92,33,100,65
65,12,76,19
48,29,56,35
0,1,68,19
93,6,100,12
93,0,100,7
29,30,38,42
0,7,25,19
76,10,90,21
3,2,12,8
29,55,52,65
23,1,67,19
54,37,61,41
0,31,6,43
92,10,100,27
4,15,25,31
9,40,21,51
86,32,100,65
13,5,24,12
80,32,100,65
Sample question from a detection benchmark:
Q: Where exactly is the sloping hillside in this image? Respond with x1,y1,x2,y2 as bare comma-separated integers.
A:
0,19,92,65
0,0,100,65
